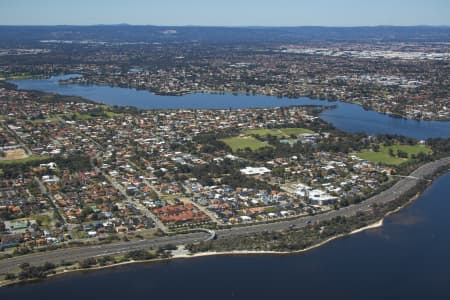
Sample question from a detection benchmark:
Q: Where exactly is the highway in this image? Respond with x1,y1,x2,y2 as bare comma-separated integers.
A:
0,232,209,274
0,157,449,275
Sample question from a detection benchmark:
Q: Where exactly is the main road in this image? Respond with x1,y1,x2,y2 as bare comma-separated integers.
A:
0,157,449,275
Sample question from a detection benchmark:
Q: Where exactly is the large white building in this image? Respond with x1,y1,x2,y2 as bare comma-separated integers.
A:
240,167,271,176
308,189,338,205
294,183,338,205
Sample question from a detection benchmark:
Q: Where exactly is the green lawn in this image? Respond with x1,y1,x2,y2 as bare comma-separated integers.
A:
356,144,432,165
244,128,314,137
220,136,273,152
104,111,121,118
0,155,50,165
35,214,52,228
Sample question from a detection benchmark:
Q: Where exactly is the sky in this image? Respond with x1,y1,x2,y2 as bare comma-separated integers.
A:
0,0,449,27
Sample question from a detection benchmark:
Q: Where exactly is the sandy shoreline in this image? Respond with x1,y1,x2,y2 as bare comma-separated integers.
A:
0,185,432,288
0,218,384,288
174,219,384,258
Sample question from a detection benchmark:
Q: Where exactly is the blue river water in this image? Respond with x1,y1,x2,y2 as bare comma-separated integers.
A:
3,75,450,298
10,75,450,139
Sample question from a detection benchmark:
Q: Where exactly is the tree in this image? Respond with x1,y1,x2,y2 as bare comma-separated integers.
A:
79,257,97,268
5,273,17,280
388,148,395,157
397,150,408,158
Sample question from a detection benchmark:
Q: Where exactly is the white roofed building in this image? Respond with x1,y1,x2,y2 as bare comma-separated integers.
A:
240,167,271,176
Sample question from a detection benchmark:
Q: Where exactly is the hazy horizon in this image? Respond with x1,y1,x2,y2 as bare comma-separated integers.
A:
0,0,449,27
0,24,449,28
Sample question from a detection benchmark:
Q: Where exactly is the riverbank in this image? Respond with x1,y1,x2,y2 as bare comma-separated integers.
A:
56,76,449,122
175,219,385,258
9,75,450,139
1,156,449,288
1,191,421,289
4,174,450,300
0,219,385,288
0,170,434,288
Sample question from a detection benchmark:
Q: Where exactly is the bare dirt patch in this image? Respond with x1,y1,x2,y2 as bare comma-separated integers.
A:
0,148,28,160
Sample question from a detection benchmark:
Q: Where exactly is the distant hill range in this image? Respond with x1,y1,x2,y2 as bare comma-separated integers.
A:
0,25,449,45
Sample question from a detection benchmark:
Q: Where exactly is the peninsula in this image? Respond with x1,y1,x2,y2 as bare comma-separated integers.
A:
0,82,449,286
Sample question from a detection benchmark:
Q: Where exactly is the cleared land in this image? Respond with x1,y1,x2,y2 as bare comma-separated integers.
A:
30,111,120,125
244,128,314,137
356,144,432,165
0,148,28,160
220,136,273,152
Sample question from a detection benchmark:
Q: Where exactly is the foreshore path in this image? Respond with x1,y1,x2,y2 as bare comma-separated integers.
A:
0,157,449,275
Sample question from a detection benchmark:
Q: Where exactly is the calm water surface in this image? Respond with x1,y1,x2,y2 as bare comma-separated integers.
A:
10,75,450,139
2,173,450,299
5,75,450,299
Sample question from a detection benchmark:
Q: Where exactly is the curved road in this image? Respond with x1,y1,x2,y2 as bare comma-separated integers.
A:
0,157,449,275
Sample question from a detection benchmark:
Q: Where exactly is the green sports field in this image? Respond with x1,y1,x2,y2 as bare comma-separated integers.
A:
220,136,273,152
356,144,432,165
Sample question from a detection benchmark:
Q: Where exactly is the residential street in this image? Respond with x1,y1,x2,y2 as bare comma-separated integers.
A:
1,157,448,275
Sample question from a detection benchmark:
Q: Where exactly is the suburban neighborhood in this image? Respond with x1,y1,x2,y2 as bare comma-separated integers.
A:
0,84,435,254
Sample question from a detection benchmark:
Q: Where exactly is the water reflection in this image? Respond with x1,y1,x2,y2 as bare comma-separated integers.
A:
10,75,450,139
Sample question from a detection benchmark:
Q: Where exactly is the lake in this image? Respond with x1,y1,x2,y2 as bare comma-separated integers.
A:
2,172,450,299
10,75,450,140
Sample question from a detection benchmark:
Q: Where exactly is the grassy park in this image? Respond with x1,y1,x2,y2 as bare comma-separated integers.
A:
220,136,273,152
221,128,316,152
356,144,432,165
